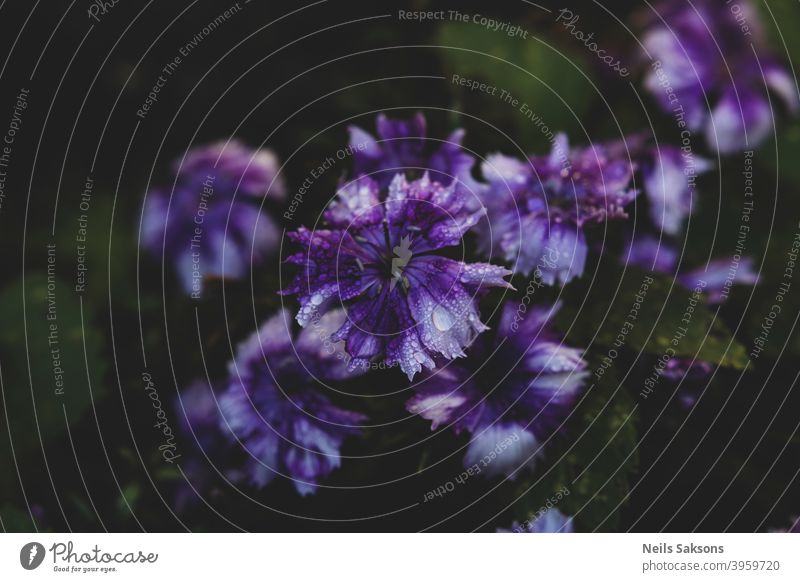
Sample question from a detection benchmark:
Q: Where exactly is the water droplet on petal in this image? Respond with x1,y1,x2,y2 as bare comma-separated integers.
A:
432,305,455,332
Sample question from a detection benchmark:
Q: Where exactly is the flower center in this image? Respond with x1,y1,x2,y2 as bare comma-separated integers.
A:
388,224,413,290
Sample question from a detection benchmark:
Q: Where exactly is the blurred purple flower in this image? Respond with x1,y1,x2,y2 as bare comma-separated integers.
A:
624,237,758,303
624,235,679,273
662,358,714,381
281,173,513,380
680,256,759,304
177,380,223,452
661,358,714,408
173,380,228,511
217,309,366,496
497,508,575,533
141,140,286,296
407,302,588,478
174,309,364,502
641,145,712,235
477,134,638,284
349,112,485,205
642,0,798,154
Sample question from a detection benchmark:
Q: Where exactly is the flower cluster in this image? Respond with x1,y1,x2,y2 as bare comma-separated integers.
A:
642,0,798,154
476,134,639,284
407,302,588,477
149,0,796,530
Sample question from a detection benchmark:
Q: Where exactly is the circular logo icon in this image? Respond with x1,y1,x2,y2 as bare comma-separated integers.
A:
19,542,45,570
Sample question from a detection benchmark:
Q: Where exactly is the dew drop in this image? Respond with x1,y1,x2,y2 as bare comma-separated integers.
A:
432,305,455,332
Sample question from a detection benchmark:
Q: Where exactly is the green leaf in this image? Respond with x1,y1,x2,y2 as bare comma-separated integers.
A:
116,483,140,516
556,266,750,370
509,363,638,531
764,120,800,187
760,2,800,64
0,504,39,532
0,274,107,461
436,21,594,149
559,371,639,531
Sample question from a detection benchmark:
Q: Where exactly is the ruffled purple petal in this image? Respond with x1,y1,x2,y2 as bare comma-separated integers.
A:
643,145,711,235
706,88,773,154
405,366,478,431
464,423,541,478
324,176,383,228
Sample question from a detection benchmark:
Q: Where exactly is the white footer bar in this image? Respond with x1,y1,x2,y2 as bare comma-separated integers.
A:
1,533,798,580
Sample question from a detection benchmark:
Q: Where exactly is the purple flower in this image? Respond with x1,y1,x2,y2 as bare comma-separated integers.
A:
281,173,513,380
407,302,588,478
349,112,485,205
177,379,223,452
217,309,366,496
641,145,712,235
662,358,714,382
497,508,575,533
478,134,638,284
661,358,714,408
141,140,286,296
174,380,229,511
642,0,799,154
